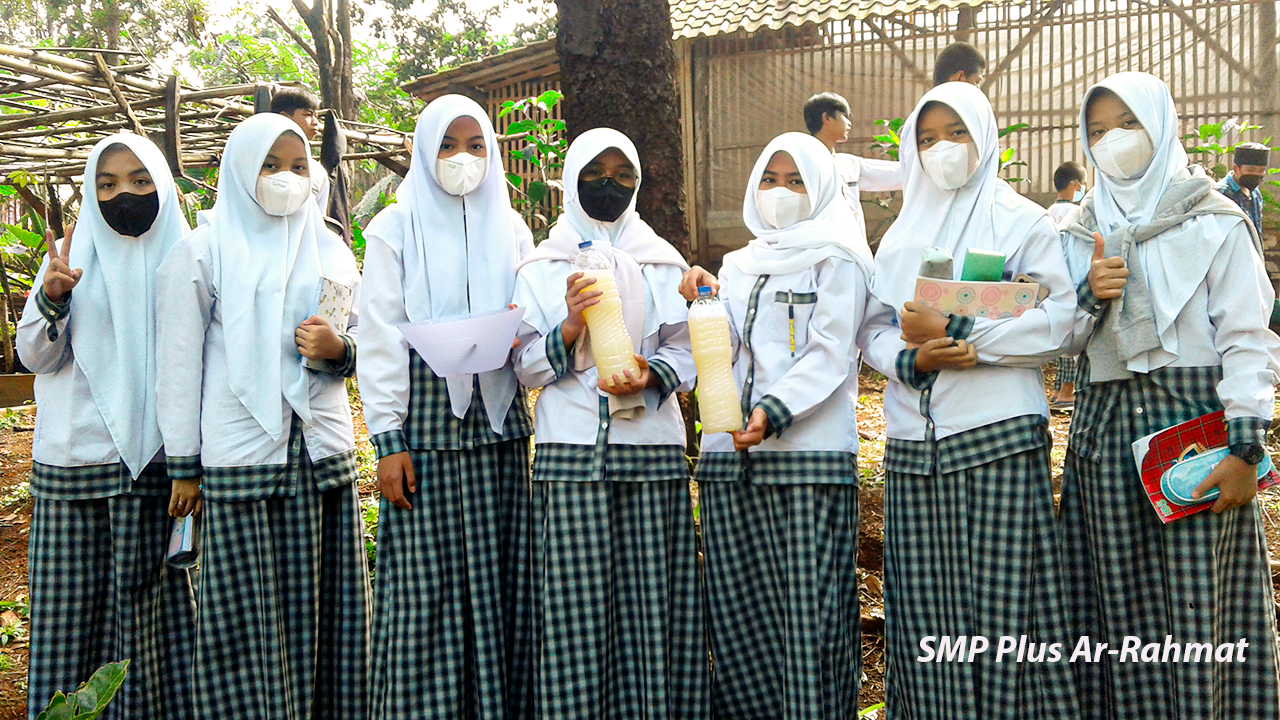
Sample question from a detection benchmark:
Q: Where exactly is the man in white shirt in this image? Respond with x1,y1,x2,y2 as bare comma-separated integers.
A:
1047,160,1087,412
1047,160,1086,229
803,92,901,245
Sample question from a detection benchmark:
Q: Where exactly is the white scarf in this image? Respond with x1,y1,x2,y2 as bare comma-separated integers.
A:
871,83,1048,311
205,113,357,440
517,128,688,415
726,132,872,277
66,134,189,478
363,95,522,433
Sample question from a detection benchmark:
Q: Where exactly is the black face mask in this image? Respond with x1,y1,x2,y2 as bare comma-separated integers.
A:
1237,174,1264,191
99,191,159,237
578,177,635,223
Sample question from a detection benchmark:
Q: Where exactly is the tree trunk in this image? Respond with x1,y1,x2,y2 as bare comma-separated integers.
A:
292,0,357,120
554,0,689,257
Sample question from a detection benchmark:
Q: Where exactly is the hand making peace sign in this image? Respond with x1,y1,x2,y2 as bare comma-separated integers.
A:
41,226,82,303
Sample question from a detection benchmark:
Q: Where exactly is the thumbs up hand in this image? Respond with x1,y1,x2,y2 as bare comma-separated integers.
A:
1087,232,1128,300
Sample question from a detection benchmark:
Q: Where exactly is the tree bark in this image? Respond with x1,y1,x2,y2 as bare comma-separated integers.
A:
291,0,357,120
554,0,689,257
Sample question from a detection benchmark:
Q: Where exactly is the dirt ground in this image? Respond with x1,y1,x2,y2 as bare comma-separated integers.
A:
0,366,1276,718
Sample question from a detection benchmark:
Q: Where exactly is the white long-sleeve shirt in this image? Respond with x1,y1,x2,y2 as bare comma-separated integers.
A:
858,215,1078,442
512,261,694,448
1062,220,1279,422
700,254,866,456
358,210,533,444
17,267,152,469
835,153,901,242
154,230,360,471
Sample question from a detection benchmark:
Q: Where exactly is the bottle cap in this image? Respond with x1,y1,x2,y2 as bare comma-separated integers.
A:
697,286,712,297
578,241,592,249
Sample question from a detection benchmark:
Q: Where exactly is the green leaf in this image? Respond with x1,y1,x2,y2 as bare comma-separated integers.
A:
998,123,1030,138
535,89,563,112
350,220,366,252
506,119,539,135
859,703,886,717
0,185,14,196
1000,147,1016,164
4,224,42,249
887,128,900,144
888,117,905,133
36,660,129,720
527,181,549,204
505,172,524,188
1199,123,1223,141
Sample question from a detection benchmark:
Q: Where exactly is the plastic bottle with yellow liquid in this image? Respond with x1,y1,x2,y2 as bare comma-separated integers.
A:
573,241,640,386
688,286,742,433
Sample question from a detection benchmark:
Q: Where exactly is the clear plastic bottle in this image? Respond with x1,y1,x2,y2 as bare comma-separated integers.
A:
573,241,640,386
688,286,742,433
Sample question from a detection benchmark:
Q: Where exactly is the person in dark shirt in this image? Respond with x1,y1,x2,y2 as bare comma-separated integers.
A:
1215,142,1268,235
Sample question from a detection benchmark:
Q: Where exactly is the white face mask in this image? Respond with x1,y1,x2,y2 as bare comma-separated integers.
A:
1073,185,1086,203
919,140,980,191
1090,128,1154,180
436,152,488,196
756,186,811,229
255,171,311,217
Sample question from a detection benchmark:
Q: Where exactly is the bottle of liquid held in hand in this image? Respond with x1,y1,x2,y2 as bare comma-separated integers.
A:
573,241,640,386
688,286,742,433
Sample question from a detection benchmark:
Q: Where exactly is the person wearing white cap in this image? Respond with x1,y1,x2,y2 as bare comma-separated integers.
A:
155,113,369,719
359,95,536,720
859,82,1080,718
679,131,868,718
1059,71,1280,720
511,127,708,718
19,133,197,720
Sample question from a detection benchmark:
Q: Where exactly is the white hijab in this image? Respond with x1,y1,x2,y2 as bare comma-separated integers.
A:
205,113,357,440
363,95,522,432
727,131,872,277
1080,72,1186,232
66,134,189,478
518,127,689,342
871,83,1047,311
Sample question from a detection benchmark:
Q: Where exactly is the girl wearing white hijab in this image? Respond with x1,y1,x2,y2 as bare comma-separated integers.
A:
678,131,869,718
859,82,1079,718
18,133,197,720
359,95,535,720
511,127,708,718
155,113,369,719
1059,72,1280,720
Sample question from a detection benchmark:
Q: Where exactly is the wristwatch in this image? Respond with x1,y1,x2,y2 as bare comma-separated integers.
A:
1229,442,1267,466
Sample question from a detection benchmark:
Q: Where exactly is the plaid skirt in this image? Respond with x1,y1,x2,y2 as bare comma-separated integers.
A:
369,439,534,720
27,485,196,720
527,461,708,720
1060,366,1280,720
883,445,1079,720
700,482,861,720
1054,355,1078,392
193,468,371,719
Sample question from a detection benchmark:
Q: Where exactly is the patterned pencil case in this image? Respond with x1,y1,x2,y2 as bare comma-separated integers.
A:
1160,446,1275,506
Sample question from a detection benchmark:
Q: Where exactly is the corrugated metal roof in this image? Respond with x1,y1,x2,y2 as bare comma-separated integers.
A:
669,0,990,39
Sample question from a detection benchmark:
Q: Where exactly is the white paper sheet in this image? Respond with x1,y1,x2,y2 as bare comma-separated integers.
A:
398,307,526,377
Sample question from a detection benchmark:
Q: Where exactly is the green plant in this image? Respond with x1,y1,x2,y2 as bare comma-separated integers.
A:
500,90,568,238
860,702,886,717
0,408,27,430
0,654,15,671
1,481,30,508
0,596,28,647
362,497,379,580
1182,120,1280,216
36,660,129,720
